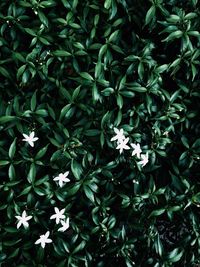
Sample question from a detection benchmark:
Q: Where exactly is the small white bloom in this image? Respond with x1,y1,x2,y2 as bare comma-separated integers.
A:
22,131,38,147
111,128,125,144
35,231,52,248
15,210,32,229
58,218,70,232
53,171,70,187
50,207,65,224
138,152,149,167
116,137,130,154
130,143,142,158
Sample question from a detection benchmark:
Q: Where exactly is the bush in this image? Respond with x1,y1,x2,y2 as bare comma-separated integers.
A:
0,0,200,266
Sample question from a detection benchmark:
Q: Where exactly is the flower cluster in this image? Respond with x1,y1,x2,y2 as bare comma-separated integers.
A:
50,207,70,232
111,127,149,167
15,132,71,248
15,207,70,248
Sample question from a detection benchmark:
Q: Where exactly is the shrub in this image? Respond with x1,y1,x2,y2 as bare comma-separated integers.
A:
0,0,200,266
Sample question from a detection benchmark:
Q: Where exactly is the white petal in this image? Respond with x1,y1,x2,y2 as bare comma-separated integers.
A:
124,144,130,150
22,134,29,139
45,231,50,238
111,136,117,142
17,221,21,229
35,238,41,245
23,221,29,228
32,137,38,141
58,180,63,187
113,127,118,134
55,207,59,213
45,238,52,243
64,171,69,177
41,241,46,248
60,208,65,214
22,210,27,218
28,141,34,147
50,214,56,220
30,132,35,138
26,215,32,221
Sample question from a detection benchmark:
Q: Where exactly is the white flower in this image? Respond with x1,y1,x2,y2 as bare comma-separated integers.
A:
111,128,125,144
138,152,149,167
50,207,65,224
35,231,52,248
22,131,38,147
58,218,70,232
116,137,130,154
53,171,70,187
15,210,32,229
130,143,142,158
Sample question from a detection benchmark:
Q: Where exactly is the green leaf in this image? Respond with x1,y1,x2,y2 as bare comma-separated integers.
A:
38,11,49,27
168,248,183,263
71,159,83,180
24,28,36,36
80,72,94,81
104,0,112,9
72,241,86,254
145,5,156,25
9,138,17,159
162,30,183,42
31,91,37,111
27,163,36,184
35,145,49,160
0,116,16,124
18,186,32,196
53,50,71,57
0,160,10,166
83,186,95,202
149,209,165,217
0,66,11,79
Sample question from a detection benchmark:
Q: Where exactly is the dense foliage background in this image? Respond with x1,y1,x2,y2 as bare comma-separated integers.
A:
0,0,200,266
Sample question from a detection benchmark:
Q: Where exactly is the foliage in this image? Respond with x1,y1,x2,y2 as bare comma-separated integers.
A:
0,0,200,266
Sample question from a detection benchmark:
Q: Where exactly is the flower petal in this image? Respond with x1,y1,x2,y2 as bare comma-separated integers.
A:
26,215,32,221
41,241,46,248
23,221,29,228
64,171,69,177
45,238,52,243
17,221,21,229
29,141,34,147
44,231,50,238
35,238,41,245
30,132,35,138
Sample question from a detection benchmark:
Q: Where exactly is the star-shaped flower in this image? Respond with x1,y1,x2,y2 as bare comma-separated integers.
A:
111,128,125,144
50,207,65,224
130,143,142,158
53,171,70,187
116,137,130,154
58,218,70,232
22,131,38,147
35,231,52,248
138,152,149,167
15,210,32,229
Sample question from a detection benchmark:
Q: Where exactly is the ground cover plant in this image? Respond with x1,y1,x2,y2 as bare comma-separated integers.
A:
0,0,200,266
